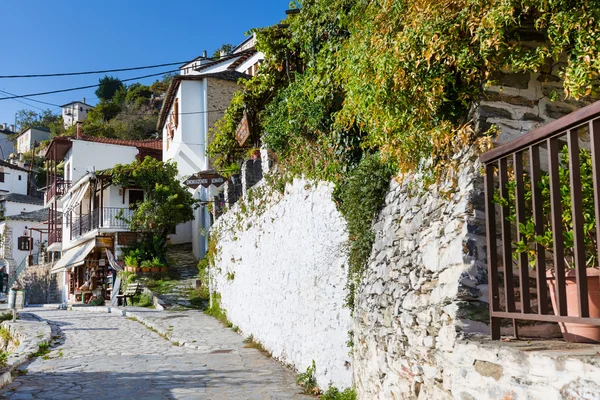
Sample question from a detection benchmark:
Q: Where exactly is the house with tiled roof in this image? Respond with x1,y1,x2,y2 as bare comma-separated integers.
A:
158,36,264,259
36,132,166,303
0,208,60,283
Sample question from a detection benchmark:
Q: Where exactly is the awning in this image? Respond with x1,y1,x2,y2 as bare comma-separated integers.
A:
67,180,90,212
50,240,96,274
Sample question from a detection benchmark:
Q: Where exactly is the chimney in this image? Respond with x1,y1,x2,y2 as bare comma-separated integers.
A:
9,125,15,133
82,97,86,104
0,123,5,130
220,50,227,59
76,122,83,139
202,50,207,58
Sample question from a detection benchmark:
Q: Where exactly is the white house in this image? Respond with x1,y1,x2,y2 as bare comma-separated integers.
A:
0,208,55,277
159,38,264,259
15,127,51,154
61,99,93,128
42,134,170,303
0,124,17,160
0,161,30,196
0,193,43,218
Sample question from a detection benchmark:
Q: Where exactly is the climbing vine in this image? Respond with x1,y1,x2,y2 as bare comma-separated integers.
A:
207,0,600,307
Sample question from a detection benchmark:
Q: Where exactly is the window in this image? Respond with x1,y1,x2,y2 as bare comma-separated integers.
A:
17,236,31,251
18,175,21,181
0,172,4,183
128,189,144,209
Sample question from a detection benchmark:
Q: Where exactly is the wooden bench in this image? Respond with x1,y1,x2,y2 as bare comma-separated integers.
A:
116,282,141,306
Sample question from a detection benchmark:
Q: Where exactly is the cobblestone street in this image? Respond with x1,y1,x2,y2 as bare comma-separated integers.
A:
0,308,310,400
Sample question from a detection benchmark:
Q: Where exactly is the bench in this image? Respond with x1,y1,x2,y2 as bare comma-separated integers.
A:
116,282,141,306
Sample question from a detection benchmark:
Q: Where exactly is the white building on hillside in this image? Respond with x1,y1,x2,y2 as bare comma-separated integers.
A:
61,99,93,128
16,127,51,154
0,124,17,160
158,39,264,259
0,161,31,196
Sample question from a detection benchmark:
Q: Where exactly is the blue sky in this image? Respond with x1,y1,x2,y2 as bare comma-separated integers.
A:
0,0,288,129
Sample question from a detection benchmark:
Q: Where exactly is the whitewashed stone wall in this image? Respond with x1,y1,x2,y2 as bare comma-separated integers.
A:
353,149,489,399
211,179,353,389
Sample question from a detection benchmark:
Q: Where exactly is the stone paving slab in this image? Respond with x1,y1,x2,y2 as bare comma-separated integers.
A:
0,308,311,399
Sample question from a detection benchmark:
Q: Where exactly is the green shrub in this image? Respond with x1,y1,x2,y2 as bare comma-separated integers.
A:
132,292,154,308
321,386,357,400
296,360,319,395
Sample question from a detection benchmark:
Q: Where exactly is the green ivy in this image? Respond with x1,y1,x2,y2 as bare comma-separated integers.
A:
334,155,396,308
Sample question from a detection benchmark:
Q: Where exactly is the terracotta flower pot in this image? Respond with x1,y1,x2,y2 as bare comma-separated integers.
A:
547,268,600,343
126,266,134,272
151,267,161,273
141,267,151,273
134,267,141,273
160,266,168,272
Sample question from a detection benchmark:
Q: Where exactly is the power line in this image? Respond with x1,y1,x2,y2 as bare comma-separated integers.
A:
0,89,61,108
0,69,180,101
0,61,192,79
0,90,47,111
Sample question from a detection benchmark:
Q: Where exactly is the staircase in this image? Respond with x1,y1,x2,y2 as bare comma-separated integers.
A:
155,243,199,309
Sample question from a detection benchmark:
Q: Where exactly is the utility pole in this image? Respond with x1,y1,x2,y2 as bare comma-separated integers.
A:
28,140,37,196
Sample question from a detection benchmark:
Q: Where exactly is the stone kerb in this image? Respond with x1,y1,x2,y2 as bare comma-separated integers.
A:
0,319,52,389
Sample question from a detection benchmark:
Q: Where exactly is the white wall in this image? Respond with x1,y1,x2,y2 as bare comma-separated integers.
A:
0,219,45,274
0,166,28,195
3,201,42,217
67,140,138,184
169,221,192,245
0,133,15,160
163,80,208,179
211,179,353,390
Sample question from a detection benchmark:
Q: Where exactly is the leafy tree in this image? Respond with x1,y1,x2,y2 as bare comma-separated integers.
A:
87,101,122,123
126,83,152,107
150,73,177,95
95,75,124,101
15,109,60,132
212,43,234,59
110,157,199,252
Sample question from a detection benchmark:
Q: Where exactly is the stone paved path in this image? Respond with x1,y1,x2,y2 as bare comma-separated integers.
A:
0,308,310,400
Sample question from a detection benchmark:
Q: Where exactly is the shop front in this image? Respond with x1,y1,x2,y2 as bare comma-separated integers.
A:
51,235,117,305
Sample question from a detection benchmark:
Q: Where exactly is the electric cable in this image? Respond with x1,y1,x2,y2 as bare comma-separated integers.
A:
0,61,197,79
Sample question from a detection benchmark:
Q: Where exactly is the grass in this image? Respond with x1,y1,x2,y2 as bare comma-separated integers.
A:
142,278,178,295
132,292,154,308
30,342,50,359
243,335,271,357
0,312,13,323
187,287,210,309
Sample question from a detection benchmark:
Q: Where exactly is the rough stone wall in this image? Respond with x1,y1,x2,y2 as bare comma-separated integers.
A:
353,149,488,399
211,179,353,389
206,78,241,169
353,69,599,399
21,263,60,305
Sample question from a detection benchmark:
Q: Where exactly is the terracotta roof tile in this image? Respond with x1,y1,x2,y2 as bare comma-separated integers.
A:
77,136,162,150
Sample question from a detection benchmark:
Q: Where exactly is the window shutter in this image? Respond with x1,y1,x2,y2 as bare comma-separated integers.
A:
174,98,179,127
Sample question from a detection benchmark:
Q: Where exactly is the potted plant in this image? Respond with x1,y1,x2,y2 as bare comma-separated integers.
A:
123,253,138,273
140,260,152,274
499,145,600,342
150,257,162,273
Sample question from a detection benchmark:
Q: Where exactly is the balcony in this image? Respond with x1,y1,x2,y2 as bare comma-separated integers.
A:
71,207,134,240
46,179,72,203
481,101,600,342
48,228,62,247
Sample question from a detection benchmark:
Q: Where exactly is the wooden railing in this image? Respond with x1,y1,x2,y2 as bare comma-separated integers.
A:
481,101,600,339
46,179,71,202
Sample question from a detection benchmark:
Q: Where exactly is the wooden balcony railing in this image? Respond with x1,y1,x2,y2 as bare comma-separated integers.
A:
46,179,71,202
481,101,600,340
48,228,62,246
